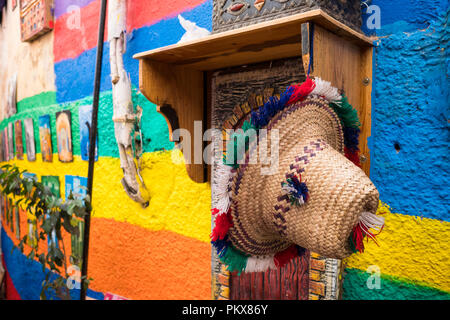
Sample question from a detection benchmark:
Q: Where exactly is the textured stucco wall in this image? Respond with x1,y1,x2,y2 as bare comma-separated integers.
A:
343,0,450,299
1,0,213,300
1,0,448,300
0,4,56,120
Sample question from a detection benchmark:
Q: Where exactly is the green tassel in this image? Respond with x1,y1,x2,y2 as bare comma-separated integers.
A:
330,95,361,129
223,133,243,169
241,120,256,133
222,122,257,168
219,245,248,275
348,234,358,253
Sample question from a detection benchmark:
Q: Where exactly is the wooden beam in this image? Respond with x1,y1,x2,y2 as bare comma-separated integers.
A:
359,47,373,176
133,10,372,71
301,22,312,76
135,10,374,182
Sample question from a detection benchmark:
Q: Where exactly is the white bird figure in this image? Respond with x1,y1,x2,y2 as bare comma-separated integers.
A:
177,15,210,43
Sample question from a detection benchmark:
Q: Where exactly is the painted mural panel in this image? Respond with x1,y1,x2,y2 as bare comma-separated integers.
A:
56,110,73,162
27,216,38,249
42,175,61,198
65,175,88,201
0,131,5,162
24,118,36,161
39,115,53,162
65,175,88,268
8,122,14,160
0,129,6,162
79,104,98,161
14,120,24,160
6,74,17,118
23,172,37,182
6,198,12,229
0,196,5,222
14,207,20,240
3,128,9,160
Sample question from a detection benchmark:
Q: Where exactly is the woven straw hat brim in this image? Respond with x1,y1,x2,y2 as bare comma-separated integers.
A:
228,96,378,259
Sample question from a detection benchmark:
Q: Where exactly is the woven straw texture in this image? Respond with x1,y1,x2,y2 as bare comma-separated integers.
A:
228,97,379,259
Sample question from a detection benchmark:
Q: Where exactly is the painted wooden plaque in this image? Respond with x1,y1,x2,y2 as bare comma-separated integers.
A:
39,115,53,162
56,110,73,163
42,175,61,198
24,118,36,161
20,0,55,42
8,123,14,160
79,105,98,161
14,120,24,160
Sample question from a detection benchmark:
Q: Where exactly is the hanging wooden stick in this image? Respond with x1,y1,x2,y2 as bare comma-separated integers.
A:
109,0,150,206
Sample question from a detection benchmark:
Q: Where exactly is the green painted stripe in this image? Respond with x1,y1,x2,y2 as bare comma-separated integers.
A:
16,92,57,113
0,90,174,158
343,268,450,300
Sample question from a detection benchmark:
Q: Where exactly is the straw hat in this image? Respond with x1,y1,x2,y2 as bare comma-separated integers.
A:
211,77,385,274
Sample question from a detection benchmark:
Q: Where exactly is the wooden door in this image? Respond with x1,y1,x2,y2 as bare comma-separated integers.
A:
229,253,310,300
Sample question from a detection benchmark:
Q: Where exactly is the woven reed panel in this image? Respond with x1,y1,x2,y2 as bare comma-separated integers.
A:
211,57,312,300
211,57,305,129
213,0,362,34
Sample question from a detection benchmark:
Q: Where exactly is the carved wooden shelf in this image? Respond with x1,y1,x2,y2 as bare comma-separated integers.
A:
134,9,374,183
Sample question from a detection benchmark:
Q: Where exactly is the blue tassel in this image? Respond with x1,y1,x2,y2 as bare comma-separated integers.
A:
212,237,230,257
278,86,295,110
343,127,361,152
250,86,295,129
296,245,307,257
250,110,261,128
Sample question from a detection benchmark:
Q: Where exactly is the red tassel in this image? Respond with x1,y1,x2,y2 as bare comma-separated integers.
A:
345,147,361,168
287,77,316,105
210,212,233,242
351,224,365,253
274,244,298,268
211,208,221,215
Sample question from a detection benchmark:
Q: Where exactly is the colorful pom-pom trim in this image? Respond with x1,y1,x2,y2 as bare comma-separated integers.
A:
211,77,382,274
281,174,309,206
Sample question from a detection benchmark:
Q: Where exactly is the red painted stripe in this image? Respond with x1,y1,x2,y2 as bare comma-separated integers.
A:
54,0,207,63
54,0,101,62
2,255,22,300
126,0,206,31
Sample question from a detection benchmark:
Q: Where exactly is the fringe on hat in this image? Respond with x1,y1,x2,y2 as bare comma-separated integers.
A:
213,77,381,273
212,238,307,275
212,162,235,215
210,211,233,242
330,96,361,129
311,78,341,102
349,211,385,253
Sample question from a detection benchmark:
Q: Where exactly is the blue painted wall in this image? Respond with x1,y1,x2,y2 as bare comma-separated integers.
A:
55,1,213,103
366,0,449,221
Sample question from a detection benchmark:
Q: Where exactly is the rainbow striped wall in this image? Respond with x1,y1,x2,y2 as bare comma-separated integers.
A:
1,0,213,300
54,0,212,103
1,0,449,300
